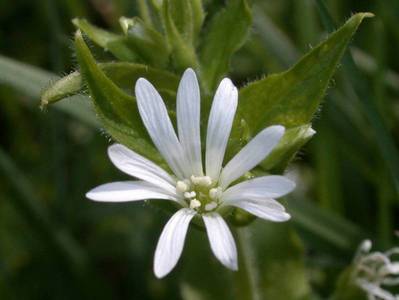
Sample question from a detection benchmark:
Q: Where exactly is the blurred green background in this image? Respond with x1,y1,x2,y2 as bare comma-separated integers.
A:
0,0,398,299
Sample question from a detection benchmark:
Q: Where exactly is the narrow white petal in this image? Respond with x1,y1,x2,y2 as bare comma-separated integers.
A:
357,280,396,300
220,126,285,188
224,198,290,222
154,208,196,278
222,176,296,200
202,213,238,270
86,181,177,202
177,68,203,176
108,144,176,195
205,78,238,180
135,78,190,179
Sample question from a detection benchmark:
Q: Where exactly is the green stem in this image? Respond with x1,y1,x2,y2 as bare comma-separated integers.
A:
234,227,262,300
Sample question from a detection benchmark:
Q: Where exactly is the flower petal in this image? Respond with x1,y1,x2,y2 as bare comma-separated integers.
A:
135,78,189,179
86,181,178,202
357,280,396,300
219,125,285,188
108,144,177,195
176,68,203,176
202,212,238,270
224,198,290,222
222,175,296,200
153,208,196,278
205,78,238,181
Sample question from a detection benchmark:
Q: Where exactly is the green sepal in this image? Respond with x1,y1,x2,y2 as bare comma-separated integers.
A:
330,266,367,300
72,18,137,62
41,62,179,106
119,17,170,67
74,30,163,164
261,124,316,173
199,0,252,93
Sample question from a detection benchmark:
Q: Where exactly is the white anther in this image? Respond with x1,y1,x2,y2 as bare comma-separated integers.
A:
209,187,222,200
209,188,218,199
205,202,217,211
176,181,188,193
190,175,201,185
201,176,212,186
184,191,196,199
190,199,201,209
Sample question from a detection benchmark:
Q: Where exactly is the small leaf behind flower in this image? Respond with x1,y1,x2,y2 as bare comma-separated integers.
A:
74,30,163,164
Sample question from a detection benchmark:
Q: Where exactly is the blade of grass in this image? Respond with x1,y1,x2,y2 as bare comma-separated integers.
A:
289,197,366,253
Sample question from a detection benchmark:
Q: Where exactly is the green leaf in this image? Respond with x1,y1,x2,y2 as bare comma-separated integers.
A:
237,13,373,134
41,62,179,105
119,17,170,66
74,30,162,163
199,0,252,92
161,0,199,71
72,18,137,62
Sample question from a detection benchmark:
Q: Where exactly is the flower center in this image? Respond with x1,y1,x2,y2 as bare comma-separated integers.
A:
176,176,223,213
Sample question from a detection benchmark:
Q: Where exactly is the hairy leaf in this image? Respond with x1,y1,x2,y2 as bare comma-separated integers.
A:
237,13,373,133
41,62,179,105
72,18,137,62
74,30,162,163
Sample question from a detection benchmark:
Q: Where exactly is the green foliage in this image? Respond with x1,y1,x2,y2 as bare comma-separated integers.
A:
237,13,373,134
41,62,179,105
74,31,162,164
72,18,137,62
119,17,170,66
199,0,252,92
161,0,199,71
228,13,372,173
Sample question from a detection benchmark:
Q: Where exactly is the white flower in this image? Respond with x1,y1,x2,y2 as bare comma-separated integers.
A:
353,240,399,300
86,68,295,278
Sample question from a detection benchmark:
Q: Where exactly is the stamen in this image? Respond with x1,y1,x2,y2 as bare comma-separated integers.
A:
209,188,218,199
209,187,222,200
201,176,212,186
190,175,200,185
176,181,188,193
190,199,201,209
205,202,217,211
184,191,196,198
